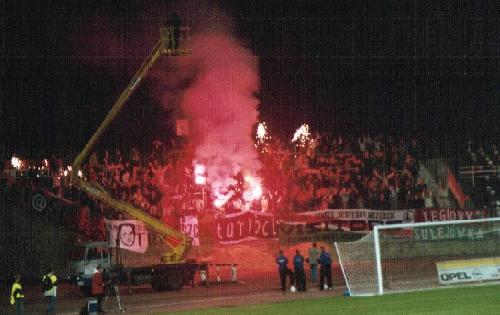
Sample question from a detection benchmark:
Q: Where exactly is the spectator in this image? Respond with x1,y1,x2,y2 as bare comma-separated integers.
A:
424,187,434,208
318,246,333,290
307,242,319,282
293,250,306,291
275,250,294,292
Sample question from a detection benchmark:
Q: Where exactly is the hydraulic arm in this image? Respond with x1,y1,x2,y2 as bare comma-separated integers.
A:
71,24,191,264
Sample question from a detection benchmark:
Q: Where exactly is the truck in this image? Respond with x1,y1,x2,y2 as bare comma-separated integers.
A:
70,242,204,295
68,20,209,293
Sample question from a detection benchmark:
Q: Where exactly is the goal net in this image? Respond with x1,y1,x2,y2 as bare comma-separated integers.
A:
335,217,500,296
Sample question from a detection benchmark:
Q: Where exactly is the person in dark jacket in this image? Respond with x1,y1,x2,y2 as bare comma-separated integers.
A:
318,246,333,290
293,249,306,291
276,250,294,292
92,264,106,313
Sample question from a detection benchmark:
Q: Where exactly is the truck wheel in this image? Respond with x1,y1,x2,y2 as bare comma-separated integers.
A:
166,273,182,290
152,275,164,291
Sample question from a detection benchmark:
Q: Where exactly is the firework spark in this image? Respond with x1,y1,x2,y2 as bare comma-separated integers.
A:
256,122,267,143
292,123,311,147
255,122,271,153
11,156,21,169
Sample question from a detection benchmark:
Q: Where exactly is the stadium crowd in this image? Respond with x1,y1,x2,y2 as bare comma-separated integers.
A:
70,133,431,241
459,141,500,213
5,132,499,242
77,134,427,216
264,134,424,213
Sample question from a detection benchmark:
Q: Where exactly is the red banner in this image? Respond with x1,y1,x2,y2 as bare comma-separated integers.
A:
414,208,488,222
215,211,278,244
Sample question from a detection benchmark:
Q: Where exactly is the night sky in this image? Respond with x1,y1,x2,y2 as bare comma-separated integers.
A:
1,1,499,160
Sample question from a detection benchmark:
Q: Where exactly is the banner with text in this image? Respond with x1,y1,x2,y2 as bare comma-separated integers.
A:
278,208,414,244
215,211,278,244
213,208,488,245
415,208,488,222
181,215,200,246
282,208,415,229
414,224,485,241
106,220,149,253
436,257,500,285
413,208,488,242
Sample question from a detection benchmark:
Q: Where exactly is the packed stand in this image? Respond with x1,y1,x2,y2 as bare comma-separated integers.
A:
79,140,204,241
263,134,425,213
458,141,500,212
4,133,431,241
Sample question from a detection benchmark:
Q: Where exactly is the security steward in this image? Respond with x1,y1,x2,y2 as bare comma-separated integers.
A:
11,274,25,315
43,268,58,315
276,250,294,292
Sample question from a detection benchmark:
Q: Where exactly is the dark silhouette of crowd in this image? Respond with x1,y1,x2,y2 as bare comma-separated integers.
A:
459,140,500,213
79,139,203,239
4,132,448,241
263,134,423,213
77,133,426,218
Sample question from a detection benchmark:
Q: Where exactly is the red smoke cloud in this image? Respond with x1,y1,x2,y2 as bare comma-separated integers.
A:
180,32,261,202
73,2,262,204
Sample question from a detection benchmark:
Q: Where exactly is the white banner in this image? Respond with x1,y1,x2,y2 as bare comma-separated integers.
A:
436,257,500,284
181,215,199,246
280,208,415,233
106,220,149,253
299,208,414,223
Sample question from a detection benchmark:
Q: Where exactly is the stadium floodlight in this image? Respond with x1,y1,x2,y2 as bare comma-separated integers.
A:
335,217,500,296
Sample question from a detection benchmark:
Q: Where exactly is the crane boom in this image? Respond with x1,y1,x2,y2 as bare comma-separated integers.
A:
72,40,162,171
71,25,192,264
75,178,190,263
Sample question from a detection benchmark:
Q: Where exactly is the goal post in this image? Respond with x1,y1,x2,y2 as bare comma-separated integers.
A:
335,217,500,296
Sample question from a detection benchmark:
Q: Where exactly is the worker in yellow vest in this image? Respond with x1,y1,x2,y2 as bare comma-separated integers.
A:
43,268,58,315
10,274,24,315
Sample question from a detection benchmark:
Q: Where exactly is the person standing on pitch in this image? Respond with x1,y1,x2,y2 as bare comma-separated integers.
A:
318,246,333,290
293,249,306,291
11,274,24,315
276,250,294,292
307,242,319,282
42,268,58,315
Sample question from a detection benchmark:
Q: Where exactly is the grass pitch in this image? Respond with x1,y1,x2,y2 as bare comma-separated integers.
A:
165,284,500,315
